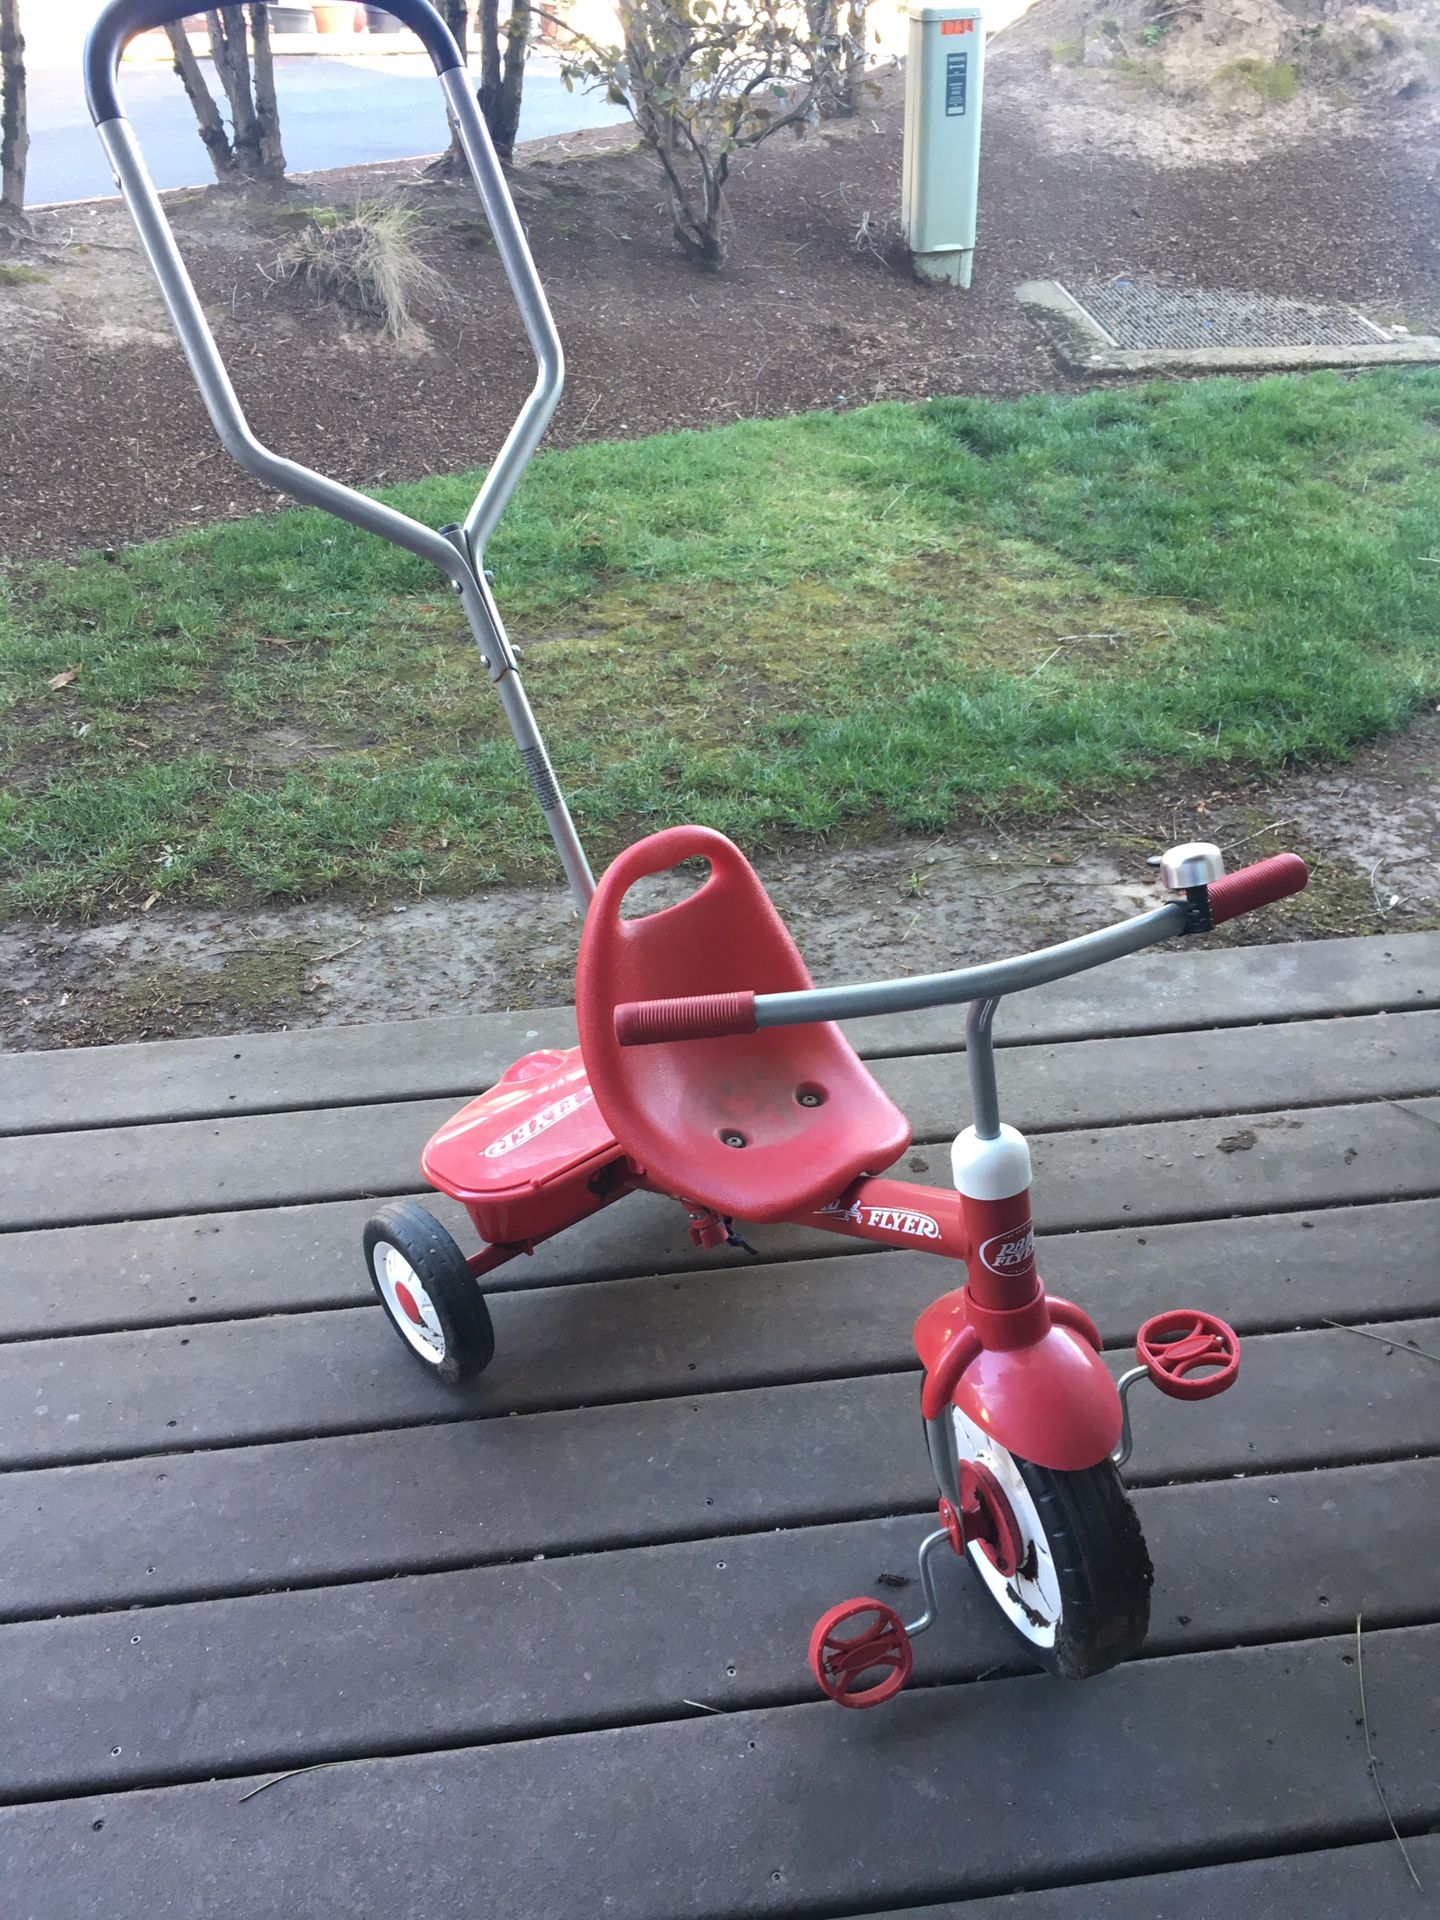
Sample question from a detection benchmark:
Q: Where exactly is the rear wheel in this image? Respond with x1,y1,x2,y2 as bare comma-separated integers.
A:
949,1406,1152,1679
363,1202,495,1387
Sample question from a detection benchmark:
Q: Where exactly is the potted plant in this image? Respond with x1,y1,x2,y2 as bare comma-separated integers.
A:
312,2,363,31
268,3,316,29
365,6,406,30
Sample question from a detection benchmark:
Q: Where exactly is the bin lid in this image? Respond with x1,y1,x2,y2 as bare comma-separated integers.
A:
421,1047,617,1206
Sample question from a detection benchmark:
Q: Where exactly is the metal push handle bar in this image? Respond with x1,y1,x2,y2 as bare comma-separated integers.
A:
85,0,598,910
83,0,562,573
613,852,1309,1044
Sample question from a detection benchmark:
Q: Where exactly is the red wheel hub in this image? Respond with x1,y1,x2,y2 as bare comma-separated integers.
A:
954,1461,1023,1579
808,1598,912,1708
1137,1309,1241,1401
393,1279,426,1328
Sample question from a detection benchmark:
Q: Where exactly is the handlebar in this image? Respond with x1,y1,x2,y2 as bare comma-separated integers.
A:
86,1,462,124
612,852,1309,1046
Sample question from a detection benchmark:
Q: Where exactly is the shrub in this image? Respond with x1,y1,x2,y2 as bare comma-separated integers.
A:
275,199,449,338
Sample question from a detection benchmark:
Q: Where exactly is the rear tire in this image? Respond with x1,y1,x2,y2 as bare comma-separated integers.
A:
949,1407,1152,1679
363,1202,496,1387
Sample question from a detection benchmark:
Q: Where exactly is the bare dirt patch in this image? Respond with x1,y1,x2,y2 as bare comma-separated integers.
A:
1011,0,1440,169
4,711,1433,1051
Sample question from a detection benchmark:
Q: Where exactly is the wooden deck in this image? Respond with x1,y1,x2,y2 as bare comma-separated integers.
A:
1,930,1437,1917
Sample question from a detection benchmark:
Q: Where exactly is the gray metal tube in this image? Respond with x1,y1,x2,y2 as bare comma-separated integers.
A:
97,121,476,589
965,997,1002,1140
753,900,1190,1028
441,68,565,561
455,569,594,907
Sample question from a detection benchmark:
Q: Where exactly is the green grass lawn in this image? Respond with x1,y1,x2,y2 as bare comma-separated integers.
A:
2,369,1437,919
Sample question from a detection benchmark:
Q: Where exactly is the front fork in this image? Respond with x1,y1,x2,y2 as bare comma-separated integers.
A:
808,997,1245,1708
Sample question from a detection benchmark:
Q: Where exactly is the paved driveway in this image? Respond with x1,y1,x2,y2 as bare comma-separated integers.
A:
26,51,628,206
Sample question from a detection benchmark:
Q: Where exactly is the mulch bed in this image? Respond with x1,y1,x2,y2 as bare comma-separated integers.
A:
1,56,1437,562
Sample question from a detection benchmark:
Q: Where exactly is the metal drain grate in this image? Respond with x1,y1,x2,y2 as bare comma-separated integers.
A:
1065,281,1389,352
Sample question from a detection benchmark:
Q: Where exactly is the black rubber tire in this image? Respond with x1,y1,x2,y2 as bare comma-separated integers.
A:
968,1453,1153,1680
363,1201,496,1387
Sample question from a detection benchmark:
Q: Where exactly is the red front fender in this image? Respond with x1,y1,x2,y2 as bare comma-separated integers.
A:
917,1291,1122,1472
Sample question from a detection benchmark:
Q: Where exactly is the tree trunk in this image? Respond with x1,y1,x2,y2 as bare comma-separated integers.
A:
208,8,263,173
165,21,238,179
248,4,287,179
168,9,286,184
430,2,533,175
837,0,866,115
806,0,865,117
428,0,472,177
478,0,530,163
0,0,28,220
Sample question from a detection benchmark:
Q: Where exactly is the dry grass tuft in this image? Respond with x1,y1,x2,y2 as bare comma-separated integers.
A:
274,198,450,338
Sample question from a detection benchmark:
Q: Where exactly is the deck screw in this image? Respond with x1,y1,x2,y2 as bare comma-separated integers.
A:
720,1130,747,1149
796,1089,824,1107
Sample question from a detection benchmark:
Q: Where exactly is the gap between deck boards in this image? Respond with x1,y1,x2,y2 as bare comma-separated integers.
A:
833,1833,1440,1920
5,1296,1440,1472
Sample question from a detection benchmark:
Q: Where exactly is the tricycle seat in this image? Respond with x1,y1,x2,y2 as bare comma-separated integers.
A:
576,827,911,1224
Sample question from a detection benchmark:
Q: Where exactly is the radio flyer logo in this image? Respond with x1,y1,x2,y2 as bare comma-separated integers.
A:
978,1221,1036,1275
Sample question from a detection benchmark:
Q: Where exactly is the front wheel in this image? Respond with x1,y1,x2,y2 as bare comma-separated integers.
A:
949,1406,1152,1679
363,1201,496,1387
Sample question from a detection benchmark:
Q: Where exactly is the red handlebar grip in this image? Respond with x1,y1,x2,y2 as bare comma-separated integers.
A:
1207,852,1308,925
614,990,757,1046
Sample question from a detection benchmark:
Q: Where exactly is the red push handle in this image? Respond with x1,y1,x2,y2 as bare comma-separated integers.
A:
614,990,757,1046
1206,852,1308,925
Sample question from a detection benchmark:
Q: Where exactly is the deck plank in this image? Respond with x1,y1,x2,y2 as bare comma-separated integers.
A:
1,1458,1431,1800
3,1015,1436,1231
4,930,1435,1134
851,1836,1440,1918
0,1627,1433,1920
5,1210,1440,1462
2,1319,1435,1614
6,1148,1436,1338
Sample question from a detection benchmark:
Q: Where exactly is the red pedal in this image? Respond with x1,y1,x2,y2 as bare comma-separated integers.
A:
1136,1309,1241,1401
808,1598,913,1708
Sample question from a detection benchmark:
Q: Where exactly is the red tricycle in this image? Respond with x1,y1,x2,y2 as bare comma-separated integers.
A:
88,0,1309,1706
365,826,1304,1699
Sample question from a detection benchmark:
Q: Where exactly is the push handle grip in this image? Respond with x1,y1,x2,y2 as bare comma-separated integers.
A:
614,991,757,1047
1206,852,1308,925
86,0,463,125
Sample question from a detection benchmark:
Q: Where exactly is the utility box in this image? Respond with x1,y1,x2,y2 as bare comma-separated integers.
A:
902,4,985,288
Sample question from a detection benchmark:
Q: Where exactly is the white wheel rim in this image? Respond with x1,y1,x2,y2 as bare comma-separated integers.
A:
373,1242,447,1364
949,1407,1063,1649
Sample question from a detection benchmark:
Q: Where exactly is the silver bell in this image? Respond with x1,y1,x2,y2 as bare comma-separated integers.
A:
1160,842,1224,890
